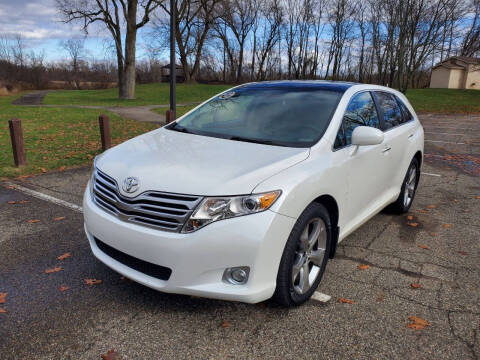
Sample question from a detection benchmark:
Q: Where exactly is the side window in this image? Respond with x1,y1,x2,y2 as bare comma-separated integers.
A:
375,92,403,130
334,92,380,148
395,96,414,123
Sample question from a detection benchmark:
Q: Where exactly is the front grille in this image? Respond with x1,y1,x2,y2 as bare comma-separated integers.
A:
92,169,202,232
94,237,172,280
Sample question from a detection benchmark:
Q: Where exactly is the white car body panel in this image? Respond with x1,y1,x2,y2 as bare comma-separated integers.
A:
84,82,424,303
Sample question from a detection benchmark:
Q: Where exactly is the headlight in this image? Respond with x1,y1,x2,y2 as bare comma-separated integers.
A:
182,190,281,233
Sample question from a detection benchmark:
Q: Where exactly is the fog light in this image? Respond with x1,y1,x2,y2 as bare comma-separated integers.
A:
223,266,250,285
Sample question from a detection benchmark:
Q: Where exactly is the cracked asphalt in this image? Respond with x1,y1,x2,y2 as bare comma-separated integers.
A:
0,113,479,359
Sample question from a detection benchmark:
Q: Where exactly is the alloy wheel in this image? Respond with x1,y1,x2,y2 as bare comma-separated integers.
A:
291,218,327,295
403,165,417,207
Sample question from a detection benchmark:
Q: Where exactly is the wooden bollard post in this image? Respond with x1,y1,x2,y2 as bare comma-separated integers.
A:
98,114,111,151
8,118,26,167
165,109,175,124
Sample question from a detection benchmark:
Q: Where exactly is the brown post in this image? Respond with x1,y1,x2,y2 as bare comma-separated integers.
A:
98,114,111,151
8,118,26,167
165,109,175,124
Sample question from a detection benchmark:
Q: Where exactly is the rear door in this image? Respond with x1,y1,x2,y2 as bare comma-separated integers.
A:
372,92,416,196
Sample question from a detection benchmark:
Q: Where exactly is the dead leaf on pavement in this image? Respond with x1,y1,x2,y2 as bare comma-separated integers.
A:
457,251,468,256
41,168,47,173
430,232,438,237
407,316,430,330
411,283,421,289
338,298,354,304
57,252,71,260
53,216,66,221
0,308,6,314
85,279,102,285
452,199,458,203
443,223,452,229
221,320,231,328
7,185,15,189
19,200,28,204
28,219,40,224
58,166,66,171
357,264,370,270
0,292,7,304
101,349,119,360
7,201,16,204
475,196,480,200
418,244,430,250
376,292,384,302
59,286,69,292
407,215,413,220
408,222,419,227
416,209,428,214
45,267,62,274
427,205,436,209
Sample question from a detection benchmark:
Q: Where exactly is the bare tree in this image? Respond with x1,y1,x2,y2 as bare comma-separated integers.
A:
56,0,162,99
60,38,85,88
461,0,480,56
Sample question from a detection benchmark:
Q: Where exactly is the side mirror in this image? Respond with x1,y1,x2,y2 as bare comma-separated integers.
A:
351,126,384,146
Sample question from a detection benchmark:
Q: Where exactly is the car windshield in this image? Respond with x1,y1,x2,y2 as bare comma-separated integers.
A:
169,86,344,147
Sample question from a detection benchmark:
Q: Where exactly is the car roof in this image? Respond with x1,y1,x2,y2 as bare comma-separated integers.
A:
238,80,358,92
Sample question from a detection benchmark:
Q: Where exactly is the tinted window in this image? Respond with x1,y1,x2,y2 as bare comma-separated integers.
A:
171,86,343,147
395,96,414,123
334,92,380,148
375,92,403,130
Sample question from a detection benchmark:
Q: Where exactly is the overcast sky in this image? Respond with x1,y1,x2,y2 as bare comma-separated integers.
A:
0,0,154,62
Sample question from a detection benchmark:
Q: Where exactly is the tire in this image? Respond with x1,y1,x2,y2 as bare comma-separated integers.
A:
388,157,420,214
272,203,332,307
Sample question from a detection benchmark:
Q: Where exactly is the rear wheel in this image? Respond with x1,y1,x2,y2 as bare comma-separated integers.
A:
273,203,331,307
388,158,420,214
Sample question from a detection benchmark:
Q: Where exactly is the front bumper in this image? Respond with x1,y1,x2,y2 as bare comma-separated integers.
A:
83,183,296,303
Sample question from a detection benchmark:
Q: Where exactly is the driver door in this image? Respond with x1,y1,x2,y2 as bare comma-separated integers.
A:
332,91,391,235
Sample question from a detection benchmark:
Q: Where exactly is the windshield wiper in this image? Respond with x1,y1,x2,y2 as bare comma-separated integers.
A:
228,136,274,145
169,123,192,134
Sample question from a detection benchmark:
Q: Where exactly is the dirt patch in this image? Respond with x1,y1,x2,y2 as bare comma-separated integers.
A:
12,91,50,105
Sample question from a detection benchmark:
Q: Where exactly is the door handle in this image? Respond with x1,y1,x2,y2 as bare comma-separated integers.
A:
382,146,391,153
408,134,414,139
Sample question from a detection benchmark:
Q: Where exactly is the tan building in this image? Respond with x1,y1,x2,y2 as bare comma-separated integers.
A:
429,56,480,90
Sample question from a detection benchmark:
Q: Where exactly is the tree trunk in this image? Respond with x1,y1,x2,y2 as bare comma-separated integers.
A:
120,0,138,100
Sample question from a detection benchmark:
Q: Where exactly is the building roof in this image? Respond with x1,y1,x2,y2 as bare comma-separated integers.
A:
433,56,480,70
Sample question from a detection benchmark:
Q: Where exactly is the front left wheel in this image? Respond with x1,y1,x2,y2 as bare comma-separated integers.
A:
272,203,332,307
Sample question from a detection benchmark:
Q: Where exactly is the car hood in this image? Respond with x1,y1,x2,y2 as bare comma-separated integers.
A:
95,128,310,197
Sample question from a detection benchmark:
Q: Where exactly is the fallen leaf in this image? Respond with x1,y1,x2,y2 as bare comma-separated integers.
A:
28,219,40,224
411,283,421,289
220,320,230,328
19,200,28,204
457,251,468,256
7,201,16,204
427,205,436,209
59,285,69,292
357,264,370,270
416,209,428,214
101,349,119,360
407,322,427,330
408,222,419,227
430,232,438,237
0,292,6,304
0,308,6,314
58,166,66,171
475,196,480,200
85,279,102,285
443,223,452,229
418,244,430,250
408,316,430,327
41,168,47,173
7,185,15,189
376,292,384,302
453,199,458,203
57,252,71,260
407,215,413,220
45,267,62,274
53,216,66,221
338,298,354,304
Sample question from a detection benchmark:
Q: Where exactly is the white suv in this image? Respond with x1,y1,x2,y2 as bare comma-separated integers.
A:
83,81,424,306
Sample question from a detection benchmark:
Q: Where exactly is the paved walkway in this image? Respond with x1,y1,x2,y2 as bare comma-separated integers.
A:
12,90,202,124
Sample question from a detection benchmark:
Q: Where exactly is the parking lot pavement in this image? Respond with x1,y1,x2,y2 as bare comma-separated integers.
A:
1,113,479,359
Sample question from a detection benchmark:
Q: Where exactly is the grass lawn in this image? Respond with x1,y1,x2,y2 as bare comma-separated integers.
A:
0,94,158,178
405,88,480,113
44,83,231,107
